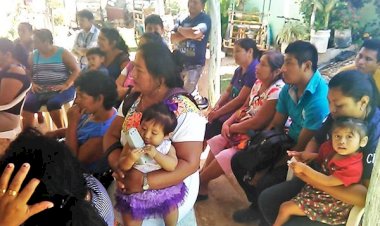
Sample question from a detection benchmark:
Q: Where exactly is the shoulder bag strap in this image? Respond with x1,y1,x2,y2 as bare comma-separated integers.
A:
121,91,141,116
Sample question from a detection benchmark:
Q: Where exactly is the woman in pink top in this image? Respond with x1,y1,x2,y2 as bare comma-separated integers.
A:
198,51,286,200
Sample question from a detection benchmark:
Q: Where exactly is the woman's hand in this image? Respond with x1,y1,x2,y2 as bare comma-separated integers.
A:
0,163,54,226
45,130,58,138
31,83,42,93
51,83,70,93
67,105,83,124
287,150,303,161
287,150,316,163
221,121,231,139
229,124,239,134
207,109,219,123
113,168,143,194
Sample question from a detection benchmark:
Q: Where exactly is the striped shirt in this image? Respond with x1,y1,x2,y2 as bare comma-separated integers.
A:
73,25,100,67
32,47,69,89
84,174,114,226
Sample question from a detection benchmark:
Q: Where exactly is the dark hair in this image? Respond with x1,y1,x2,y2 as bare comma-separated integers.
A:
361,39,380,62
0,128,106,226
144,14,164,29
77,9,95,21
140,32,163,45
201,0,207,4
138,42,184,88
234,38,260,59
264,50,284,80
265,51,284,71
329,70,379,112
33,29,54,44
0,38,14,56
100,28,129,54
74,71,118,110
86,47,105,57
141,102,178,135
0,38,28,67
18,22,33,32
332,117,368,139
285,40,318,72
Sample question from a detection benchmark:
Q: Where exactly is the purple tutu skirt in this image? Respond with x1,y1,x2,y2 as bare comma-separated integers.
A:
115,182,187,220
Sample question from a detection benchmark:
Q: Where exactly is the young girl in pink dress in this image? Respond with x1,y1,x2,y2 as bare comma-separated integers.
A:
274,118,368,226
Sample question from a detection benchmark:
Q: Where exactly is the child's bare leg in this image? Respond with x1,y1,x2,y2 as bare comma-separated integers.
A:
273,200,305,226
122,213,142,226
164,207,179,226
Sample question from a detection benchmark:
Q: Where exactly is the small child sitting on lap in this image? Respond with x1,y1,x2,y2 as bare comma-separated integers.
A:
115,102,187,226
274,118,368,226
82,47,109,76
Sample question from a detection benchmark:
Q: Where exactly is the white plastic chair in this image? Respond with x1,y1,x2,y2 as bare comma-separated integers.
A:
39,101,73,131
286,157,364,226
0,84,32,140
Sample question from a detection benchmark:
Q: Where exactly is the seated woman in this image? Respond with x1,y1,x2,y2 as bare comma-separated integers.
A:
0,38,31,155
115,32,163,102
0,128,113,226
98,27,130,82
205,38,260,141
104,42,206,225
198,51,285,200
0,38,31,131
46,71,118,175
22,29,80,129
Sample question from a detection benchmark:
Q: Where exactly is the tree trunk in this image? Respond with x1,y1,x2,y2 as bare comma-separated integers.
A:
362,141,380,225
207,0,221,106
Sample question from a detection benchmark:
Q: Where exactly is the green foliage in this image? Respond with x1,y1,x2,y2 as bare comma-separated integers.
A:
53,14,64,26
297,0,313,27
332,0,380,41
330,1,357,30
46,0,64,9
297,0,373,31
313,0,338,29
221,0,232,38
276,21,308,44
348,0,371,8
169,0,180,15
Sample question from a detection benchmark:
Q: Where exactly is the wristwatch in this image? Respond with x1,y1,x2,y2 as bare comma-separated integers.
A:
142,173,149,191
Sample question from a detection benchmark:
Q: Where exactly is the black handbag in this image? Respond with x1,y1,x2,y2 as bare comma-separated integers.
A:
234,129,295,182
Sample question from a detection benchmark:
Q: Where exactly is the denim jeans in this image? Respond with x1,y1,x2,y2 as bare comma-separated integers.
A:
24,86,76,112
231,151,289,206
181,65,204,94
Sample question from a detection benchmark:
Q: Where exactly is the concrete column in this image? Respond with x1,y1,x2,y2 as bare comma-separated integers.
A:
207,0,222,105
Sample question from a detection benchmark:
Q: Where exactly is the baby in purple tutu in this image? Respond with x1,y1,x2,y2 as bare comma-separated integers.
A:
115,102,187,226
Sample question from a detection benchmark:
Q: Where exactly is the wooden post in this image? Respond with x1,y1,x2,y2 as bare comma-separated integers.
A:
362,141,380,225
207,0,221,106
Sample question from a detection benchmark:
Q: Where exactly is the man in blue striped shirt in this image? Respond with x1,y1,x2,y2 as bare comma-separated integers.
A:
72,10,100,69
